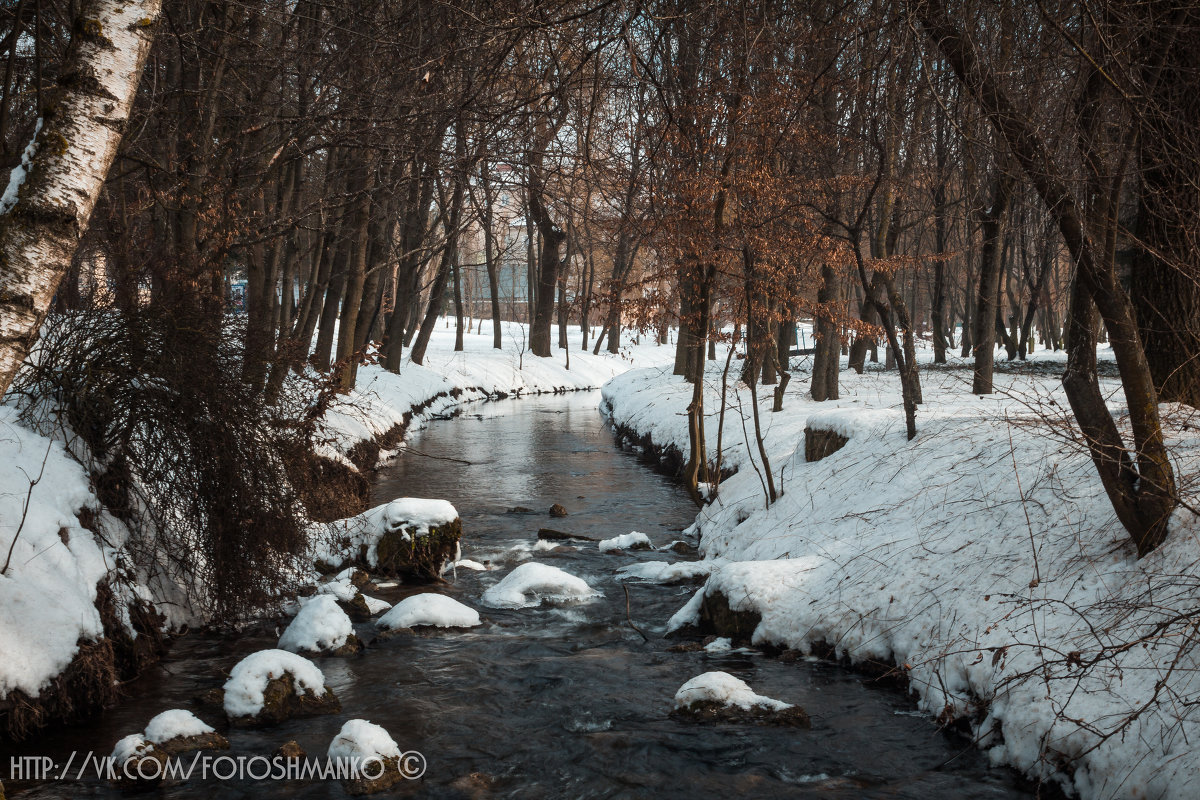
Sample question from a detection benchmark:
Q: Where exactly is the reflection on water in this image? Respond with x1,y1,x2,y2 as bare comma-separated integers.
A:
7,392,1034,799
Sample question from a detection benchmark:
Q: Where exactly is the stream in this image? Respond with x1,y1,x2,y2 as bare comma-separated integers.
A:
7,391,1035,798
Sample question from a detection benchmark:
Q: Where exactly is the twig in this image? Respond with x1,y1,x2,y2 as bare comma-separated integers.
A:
2,440,53,575
623,584,649,642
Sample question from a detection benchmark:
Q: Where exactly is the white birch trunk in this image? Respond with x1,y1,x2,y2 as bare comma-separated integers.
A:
0,0,161,395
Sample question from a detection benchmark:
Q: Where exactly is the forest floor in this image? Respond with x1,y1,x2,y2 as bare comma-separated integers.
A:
601,341,1200,800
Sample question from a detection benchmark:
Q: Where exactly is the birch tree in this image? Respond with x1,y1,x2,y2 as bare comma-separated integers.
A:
0,0,160,396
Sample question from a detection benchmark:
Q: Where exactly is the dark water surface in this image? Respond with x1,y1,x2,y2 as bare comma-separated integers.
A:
7,392,1034,799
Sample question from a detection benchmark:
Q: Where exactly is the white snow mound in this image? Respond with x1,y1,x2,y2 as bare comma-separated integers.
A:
598,531,651,552
616,560,718,583
377,593,481,629
327,719,401,762
480,562,599,609
222,649,327,718
143,709,215,744
111,733,154,762
674,671,792,711
278,595,355,653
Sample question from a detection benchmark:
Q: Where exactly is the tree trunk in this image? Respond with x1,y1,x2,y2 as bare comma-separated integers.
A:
972,171,1012,394
0,0,161,396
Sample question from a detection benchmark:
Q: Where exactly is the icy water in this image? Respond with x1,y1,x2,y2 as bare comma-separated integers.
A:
7,392,1035,799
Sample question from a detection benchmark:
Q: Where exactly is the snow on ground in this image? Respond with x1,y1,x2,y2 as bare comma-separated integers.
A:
480,562,600,609
142,710,215,744
376,593,481,630
674,671,792,711
327,719,400,762
598,531,651,552
0,406,121,699
602,343,1200,799
278,595,355,653
320,318,676,459
222,649,328,718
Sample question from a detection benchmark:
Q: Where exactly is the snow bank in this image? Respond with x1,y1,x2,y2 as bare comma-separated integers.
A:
480,562,599,609
598,531,651,553
377,593,481,629
0,407,115,699
674,671,791,712
327,719,401,762
320,320,676,458
222,649,327,718
278,595,355,653
603,348,1200,798
143,710,214,744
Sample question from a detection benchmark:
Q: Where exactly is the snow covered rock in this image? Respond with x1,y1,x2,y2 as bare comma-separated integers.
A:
223,649,340,726
278,595,362,656
315,573,388,620
142,709,228,756
316,498,462,580
327,719,406,795
672,671,809,726
108,734,169,787
616,560,716,585
480,562,600,609
377,594,481,631
598,531,652,553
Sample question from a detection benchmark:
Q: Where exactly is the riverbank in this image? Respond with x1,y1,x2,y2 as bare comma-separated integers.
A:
320,320,675,469
600,349,1200,799
0,318,670,741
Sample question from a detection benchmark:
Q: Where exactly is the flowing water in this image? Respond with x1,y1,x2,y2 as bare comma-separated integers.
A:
7,392,1035,799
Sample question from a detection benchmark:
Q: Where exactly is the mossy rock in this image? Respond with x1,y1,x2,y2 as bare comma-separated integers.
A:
549,504,569,517
327,633,364,657
228,673,341,727
671,700,811,727
157,730,230,757
537,528,596,542
372,518,462,581
337,593,374,621
342,756,404,795
698,590,762,644
275,740,306,761
346,569,374,590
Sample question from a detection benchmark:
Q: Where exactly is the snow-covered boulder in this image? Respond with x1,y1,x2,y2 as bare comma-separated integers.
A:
278,595,362,656
480,562,599,609
327,719,407,794
314,573,390,620
616,560,716,584
377,594,481,631
598,531,652,553
671,671,809,726
316,498,462,580
109,734,169,787
143,709,228,755
223,649,340,726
